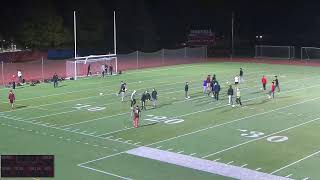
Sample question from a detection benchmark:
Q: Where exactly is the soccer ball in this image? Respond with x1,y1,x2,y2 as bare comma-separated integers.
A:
260,88,263,90
268,95,271,99
232,105,235,107
139,81,142,83
99,93,103,96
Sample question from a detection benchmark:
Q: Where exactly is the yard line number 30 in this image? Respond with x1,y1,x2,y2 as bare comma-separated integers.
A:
238,129,288,143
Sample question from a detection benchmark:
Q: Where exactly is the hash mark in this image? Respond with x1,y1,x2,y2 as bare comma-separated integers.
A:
285,174,292,178
241,164,248,167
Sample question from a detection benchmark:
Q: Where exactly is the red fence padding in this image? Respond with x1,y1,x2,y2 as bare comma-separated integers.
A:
1,56,320,86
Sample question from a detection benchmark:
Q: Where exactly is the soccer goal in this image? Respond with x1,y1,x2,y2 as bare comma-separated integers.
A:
255,45,295,59
66,54,117,80
300,47,320,60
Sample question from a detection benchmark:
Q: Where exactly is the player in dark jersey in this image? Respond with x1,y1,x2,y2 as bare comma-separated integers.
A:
213,82,221,101
118,81,124,95
87,64,91,76
239,68,244,83
8,90,15,110
185,82,190,99
141,92,147,110
274,76,280,92
151,88,158,108
109,65,113,75
52,73,59,88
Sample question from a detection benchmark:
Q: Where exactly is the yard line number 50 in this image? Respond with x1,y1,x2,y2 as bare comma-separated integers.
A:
73,104,106,112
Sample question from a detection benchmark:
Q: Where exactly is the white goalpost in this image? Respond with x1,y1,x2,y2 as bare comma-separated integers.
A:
71,10,117,80
255,45,295,59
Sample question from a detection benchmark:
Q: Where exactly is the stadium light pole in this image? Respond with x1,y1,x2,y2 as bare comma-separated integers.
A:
74,11,77,59
231,12,234,60
114,11,117,55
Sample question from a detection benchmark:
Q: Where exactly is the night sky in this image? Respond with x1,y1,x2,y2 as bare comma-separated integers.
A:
0,0,319,52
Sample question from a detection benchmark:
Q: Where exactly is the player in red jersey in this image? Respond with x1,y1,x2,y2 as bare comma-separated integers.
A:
132,105,141,128
261,75,267,91
268,81,275,99
8,90,15,109
206,75,211,89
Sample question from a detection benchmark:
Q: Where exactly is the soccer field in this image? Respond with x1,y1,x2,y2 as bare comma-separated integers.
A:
1,61,320,180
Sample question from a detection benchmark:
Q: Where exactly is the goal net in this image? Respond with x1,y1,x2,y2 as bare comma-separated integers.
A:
300,47,320,60
66,55,117,80
255,45,295,59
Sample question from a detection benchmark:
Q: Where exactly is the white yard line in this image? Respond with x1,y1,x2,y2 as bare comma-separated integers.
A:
271,149,320,174
202,116,320,158
78,152,126,166
0,115,140,147
60,112,129,128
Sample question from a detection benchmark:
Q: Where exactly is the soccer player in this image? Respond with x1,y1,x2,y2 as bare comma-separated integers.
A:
53,73,59,88
151,88,158,108
8,90,15,110
11,74,16,90
234,75,239,85
105,64,108,75
145,91,151,101
212,74,216,82
274,76,280,92
206,75,211,89
227,85,234,105
213,82,221,101
141,91,147,110
132,105,141,128
109,65,113,75
268,81,275,99
118,81,124,95
87,64,91,77
120,83,127,101
185,82,190,99
203,79,207,95
208,79,215,97
236,87,242,106
239,68,244,83
130,90,137,108
101,64,105,77
17,69,23,83
261,75,267,91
